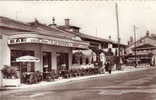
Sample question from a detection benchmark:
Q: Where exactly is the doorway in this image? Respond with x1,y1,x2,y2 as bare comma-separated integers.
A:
43,52,51,72
56,52,69,71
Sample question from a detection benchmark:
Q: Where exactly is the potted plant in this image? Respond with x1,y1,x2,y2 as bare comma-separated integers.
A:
1,65,20,87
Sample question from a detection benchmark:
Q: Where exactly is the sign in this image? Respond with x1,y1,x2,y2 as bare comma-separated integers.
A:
8,37,88,49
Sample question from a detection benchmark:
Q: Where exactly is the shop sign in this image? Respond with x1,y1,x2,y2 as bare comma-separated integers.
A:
8,38,88,48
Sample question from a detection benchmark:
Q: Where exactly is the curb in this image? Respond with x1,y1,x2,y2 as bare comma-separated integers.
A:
0,67,155,91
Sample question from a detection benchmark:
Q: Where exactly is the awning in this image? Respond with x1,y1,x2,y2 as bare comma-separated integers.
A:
8,33,89,49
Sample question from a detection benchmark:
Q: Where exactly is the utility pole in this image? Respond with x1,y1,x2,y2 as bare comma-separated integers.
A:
115,3,121,70
134,25,137,68
115,3,120,57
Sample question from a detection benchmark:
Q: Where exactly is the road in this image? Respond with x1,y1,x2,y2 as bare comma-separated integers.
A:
1,68,156,100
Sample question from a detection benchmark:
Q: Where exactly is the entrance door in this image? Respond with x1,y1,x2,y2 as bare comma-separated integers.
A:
56,53,69,71
43,52,51,72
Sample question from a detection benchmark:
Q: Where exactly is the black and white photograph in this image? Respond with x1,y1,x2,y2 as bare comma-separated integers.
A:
0,0,156,100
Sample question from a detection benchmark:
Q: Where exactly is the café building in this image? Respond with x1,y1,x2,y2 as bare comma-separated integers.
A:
0,17,89,76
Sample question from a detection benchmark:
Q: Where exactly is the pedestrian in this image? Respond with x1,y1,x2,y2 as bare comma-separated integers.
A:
104,61,108,72
107,60,112,74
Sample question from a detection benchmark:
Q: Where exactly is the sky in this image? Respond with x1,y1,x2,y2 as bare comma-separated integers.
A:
0,1,156,44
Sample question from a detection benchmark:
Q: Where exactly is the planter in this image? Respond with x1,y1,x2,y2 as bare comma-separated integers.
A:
2,79,20,87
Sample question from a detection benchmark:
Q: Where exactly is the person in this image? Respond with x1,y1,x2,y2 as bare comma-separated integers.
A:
107,60,112,74
100,53,106,73
104,61,108,72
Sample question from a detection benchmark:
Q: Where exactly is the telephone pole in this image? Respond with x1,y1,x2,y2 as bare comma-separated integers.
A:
134,25,137,68
115,3,120,57
115,3,121,70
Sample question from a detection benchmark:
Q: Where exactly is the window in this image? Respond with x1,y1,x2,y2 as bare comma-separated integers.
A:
57,53,69,71
11,50,34,72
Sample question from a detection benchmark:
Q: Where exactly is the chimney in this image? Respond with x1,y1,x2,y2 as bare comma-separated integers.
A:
52,17,56,26
64,19,70,26
48,17,57,27
146,30,150,36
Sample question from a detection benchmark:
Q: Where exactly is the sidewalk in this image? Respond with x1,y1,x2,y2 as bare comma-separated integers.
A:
0,65,155,90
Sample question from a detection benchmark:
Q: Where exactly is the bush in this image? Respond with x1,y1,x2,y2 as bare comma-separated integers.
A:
1,65,18,79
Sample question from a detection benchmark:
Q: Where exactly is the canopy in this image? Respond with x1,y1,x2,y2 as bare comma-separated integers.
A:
16,55,40,62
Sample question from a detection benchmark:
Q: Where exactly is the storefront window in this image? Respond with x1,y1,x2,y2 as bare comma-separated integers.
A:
11,50,34,72
43,52,52,72
57,53,69,71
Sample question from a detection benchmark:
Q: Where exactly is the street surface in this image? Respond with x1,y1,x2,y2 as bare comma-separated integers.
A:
1,67,156,100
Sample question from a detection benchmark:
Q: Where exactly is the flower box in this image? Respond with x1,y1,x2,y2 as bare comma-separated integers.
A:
2,79,20,87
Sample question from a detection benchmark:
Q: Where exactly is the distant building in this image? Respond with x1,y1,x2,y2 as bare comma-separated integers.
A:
126,31,156,65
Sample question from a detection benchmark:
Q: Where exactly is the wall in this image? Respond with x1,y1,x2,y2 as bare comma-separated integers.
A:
0,34,10,69
0,34,10,87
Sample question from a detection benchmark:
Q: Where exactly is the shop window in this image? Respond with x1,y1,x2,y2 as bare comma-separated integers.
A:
11,50,34,72
57,53,69,71
86,58,89,65
43,52,52,72
72,54,77,64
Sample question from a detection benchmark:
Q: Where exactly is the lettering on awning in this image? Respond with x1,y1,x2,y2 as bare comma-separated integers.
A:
8,37,88,49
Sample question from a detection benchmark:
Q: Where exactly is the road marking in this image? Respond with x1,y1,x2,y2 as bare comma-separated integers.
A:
30,93,46,98
11,92,53,98
89,88,156,95
30,92,53,98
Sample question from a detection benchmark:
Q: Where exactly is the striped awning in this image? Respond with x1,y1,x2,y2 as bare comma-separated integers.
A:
8,34,89,49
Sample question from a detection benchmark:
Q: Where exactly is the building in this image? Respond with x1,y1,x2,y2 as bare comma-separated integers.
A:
0,16,126,86
53,18,126,68
0,16,89,83
126,31,156,65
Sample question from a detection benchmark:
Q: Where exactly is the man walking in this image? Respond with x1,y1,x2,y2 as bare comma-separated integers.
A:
105,60,112,74
107,60,112,74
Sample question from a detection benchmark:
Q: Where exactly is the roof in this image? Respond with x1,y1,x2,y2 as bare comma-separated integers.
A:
132,43,156,50
79,33,127,47
0,16,75,39
79,33,110,43
57,24,126,47
58,25,80,29
0,16,126,47
0,16,89,49
128,35,156,47
0,16,32,31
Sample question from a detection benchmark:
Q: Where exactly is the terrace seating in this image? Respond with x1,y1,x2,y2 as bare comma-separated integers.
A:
21,67,103,84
